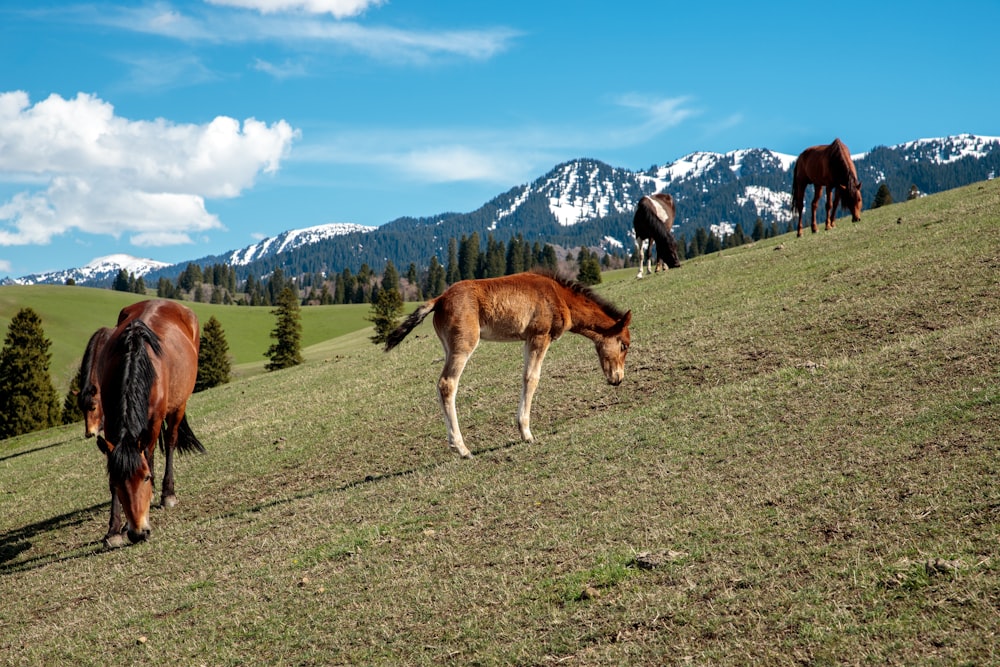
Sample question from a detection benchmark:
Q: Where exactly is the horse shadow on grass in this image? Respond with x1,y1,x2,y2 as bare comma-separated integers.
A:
1,440,524,575
0,502,109,575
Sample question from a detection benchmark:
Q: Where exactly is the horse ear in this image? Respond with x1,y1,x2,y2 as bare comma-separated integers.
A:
97,435,113,455
615,310,632,331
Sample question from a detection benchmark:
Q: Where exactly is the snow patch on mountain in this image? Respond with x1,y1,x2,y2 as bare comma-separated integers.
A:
541,162,634,226
738,186,795,221
896,134,1000,164
226,223,374,266
6,254,170,286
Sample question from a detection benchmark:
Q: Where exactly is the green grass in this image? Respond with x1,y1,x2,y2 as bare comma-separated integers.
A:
1,180,998,665
0,288,373,390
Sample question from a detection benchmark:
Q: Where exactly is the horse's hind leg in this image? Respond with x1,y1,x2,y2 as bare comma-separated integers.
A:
518,338,550,443
828,188,840,229
159,418,179,508
635,239,646,279
438,347,475,458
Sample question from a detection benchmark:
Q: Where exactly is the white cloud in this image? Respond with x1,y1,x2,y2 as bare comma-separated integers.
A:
207,0,385,19
614,94,698,137
395,146,530,184
96,5,518,63
253,57,308,79
0,91,298,247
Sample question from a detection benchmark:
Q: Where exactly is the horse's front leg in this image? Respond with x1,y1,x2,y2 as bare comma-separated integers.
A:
827,188,840,229
518,338,550,443
104,487,127,549
810,186,822,234
438,348,474,458
635,239,646,279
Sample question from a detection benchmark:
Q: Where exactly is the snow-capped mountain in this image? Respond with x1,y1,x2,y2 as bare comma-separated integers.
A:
9,134,1000,287
224,223,375,266
6,254,171,287
891,133,1000,164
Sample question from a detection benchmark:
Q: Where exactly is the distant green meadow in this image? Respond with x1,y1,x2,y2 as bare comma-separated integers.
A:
0,287,374,390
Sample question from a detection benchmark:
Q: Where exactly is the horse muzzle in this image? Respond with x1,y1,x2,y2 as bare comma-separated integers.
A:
127,527,151,543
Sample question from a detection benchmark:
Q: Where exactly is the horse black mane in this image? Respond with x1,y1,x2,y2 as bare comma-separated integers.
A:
529,269,628,321
105,320,162,483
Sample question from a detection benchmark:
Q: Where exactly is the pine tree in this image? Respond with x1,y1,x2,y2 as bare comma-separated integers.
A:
425,256,447,297
113,269,130,292
576,247,602,286
484,235,505,278
381,260,400,295
539,244,558,271
61,372,83,425
367,285,404,345
196,316,231,392
458,233,480,280
265,287,304,371
872,182,894,208
506,235,525,275
446,238,460,285
0,308,60,438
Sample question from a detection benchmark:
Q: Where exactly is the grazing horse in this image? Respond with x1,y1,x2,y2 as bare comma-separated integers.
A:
78,326,113,439
385,271,632,458
633,193,682,278
791,138,863,236
90,300,203,547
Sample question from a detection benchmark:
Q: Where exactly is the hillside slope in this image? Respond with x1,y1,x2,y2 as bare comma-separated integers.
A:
1,180,998,665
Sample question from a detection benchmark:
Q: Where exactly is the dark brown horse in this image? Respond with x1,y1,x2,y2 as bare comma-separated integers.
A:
85,300,203,547
791,138,862,236
78,326,113,439
633,193,682,278
385,271,632,458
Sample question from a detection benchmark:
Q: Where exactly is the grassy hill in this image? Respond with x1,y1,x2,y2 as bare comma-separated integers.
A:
0,180,997,665
0,287,374,391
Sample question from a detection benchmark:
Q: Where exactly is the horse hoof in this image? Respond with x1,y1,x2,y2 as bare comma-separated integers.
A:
161,495,178,509
103,533,127,549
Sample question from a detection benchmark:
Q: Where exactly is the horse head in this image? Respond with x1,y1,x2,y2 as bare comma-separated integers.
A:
842,177,863,222
98,435,154,543
78,384,103,438
596,310,632,386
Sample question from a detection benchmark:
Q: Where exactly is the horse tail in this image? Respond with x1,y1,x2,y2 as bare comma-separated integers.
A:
115,320,161,449
384,301,437,351
791,160,805,213
174,413,206,454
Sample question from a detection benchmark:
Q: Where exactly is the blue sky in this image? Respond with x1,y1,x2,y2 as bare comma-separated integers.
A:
1,0,997,278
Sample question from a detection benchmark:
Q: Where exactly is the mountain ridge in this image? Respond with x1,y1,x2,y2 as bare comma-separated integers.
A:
7,134,999,287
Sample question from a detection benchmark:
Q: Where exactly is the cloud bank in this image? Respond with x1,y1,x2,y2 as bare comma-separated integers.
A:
0,91,298,247
207,0,385,19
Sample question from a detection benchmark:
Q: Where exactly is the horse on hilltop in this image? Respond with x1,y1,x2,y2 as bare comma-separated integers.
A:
633,193,682,278
384,271,632,458
82,299,204,547
791,138,862,236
